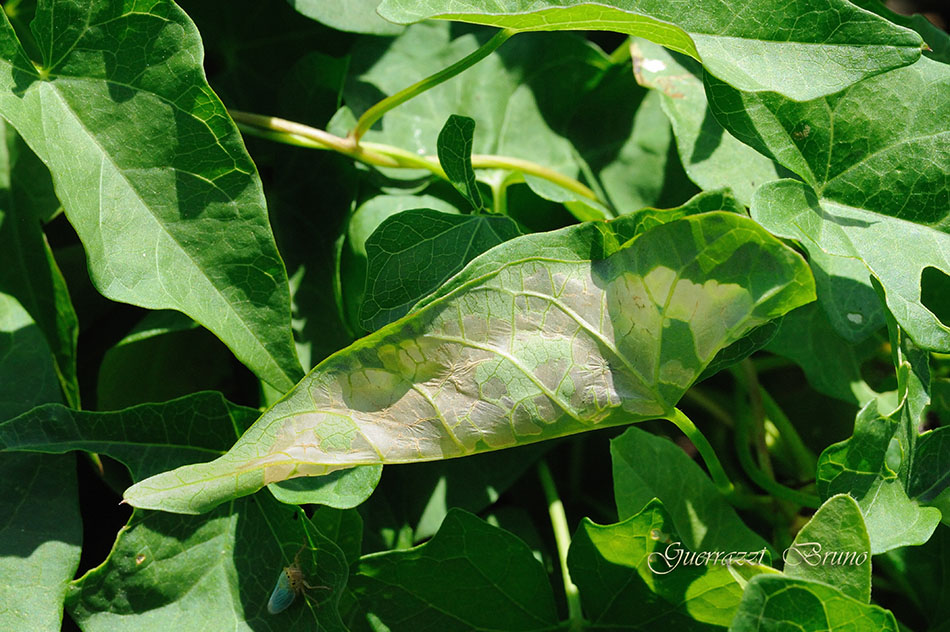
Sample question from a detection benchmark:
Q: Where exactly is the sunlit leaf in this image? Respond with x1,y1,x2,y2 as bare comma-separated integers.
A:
730,575,898,631
0,1,303,391
378,0,923,100
123,212,814,514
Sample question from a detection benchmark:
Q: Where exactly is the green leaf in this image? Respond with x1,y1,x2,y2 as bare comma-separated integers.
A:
359,443,548,547
359,209,521,331
611,426,771,555
0,281,78,632
96,311,235,410
564,70,685,213
0,392,257,480
0,452,81,632
341,192,461,333
714,56,950,350
909,425,950,504
311,507,364,566
348,508,557,631
344,23,674,217
0,1,303,392
817,399,941,555
0,122,78,407
123,211,814,514
437,115,483,210
881,525,950,630
67,496,351,632
630,40,784,207
766,304,879,405
0,293,61,420
814,314,941,555
377,0,923,100
267,465,383,510
568,498,771,629
783,494,871,602
286,0,402,35
850,0,950,64
729,575,898,631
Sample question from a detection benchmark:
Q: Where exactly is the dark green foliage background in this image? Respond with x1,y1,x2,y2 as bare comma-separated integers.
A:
0,0,948,631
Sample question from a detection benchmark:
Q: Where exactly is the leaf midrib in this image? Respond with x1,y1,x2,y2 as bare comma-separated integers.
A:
32,74,291,389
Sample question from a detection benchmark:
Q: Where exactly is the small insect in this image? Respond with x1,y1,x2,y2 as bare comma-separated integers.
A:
267,548,329,615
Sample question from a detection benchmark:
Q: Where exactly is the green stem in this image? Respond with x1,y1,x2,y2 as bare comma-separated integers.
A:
607,37,633,65
729,364,816,480
734,391,820,508
740,359,774,478
760,388,817,477
471,154,599,203
350,28,515,143
665,408,746,505
537,461,584,632
232,110,401,166
231,110,605,206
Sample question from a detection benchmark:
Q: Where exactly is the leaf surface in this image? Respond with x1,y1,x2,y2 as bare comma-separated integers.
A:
0,289,78,632
360,209,521,331
729,575,898,631
783,494,871,602
1,390,357,630
816,322,941,554
342,192,461,332
611,426,771,555
0,1,303,391
377,0,923,100
287,0,402,35
96,311,234,410
349,509,557,631
716,57,950,349
568,498,771,630
67,497,351,632
123,211,815,514
437,115,483,210
766,304,879,405
0,452,80,632
0,392,258,479
630,40,784,207
0,122,78,406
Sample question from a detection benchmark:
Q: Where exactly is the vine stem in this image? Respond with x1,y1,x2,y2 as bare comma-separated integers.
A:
231,110,604,205
733,398,821,508
350,28,516,143
729,364,817,480
537,460,584,632
665,408,749,506
740,359,774,479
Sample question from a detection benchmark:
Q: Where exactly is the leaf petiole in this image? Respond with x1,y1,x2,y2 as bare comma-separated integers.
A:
537,460,585,632
664,407,747,505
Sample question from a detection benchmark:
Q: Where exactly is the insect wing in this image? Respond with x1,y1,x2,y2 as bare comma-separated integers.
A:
267,568,296,614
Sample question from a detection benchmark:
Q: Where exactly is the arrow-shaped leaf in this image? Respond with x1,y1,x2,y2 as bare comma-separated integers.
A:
437,115,483,210
124,211,814,514
377,0,923,100
712,57,950,350
0,0,303,391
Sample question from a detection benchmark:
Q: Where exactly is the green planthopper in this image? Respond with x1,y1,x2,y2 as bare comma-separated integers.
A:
267,548,329,615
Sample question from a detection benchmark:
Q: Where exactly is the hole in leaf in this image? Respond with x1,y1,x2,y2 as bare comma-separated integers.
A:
920,266,950,327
